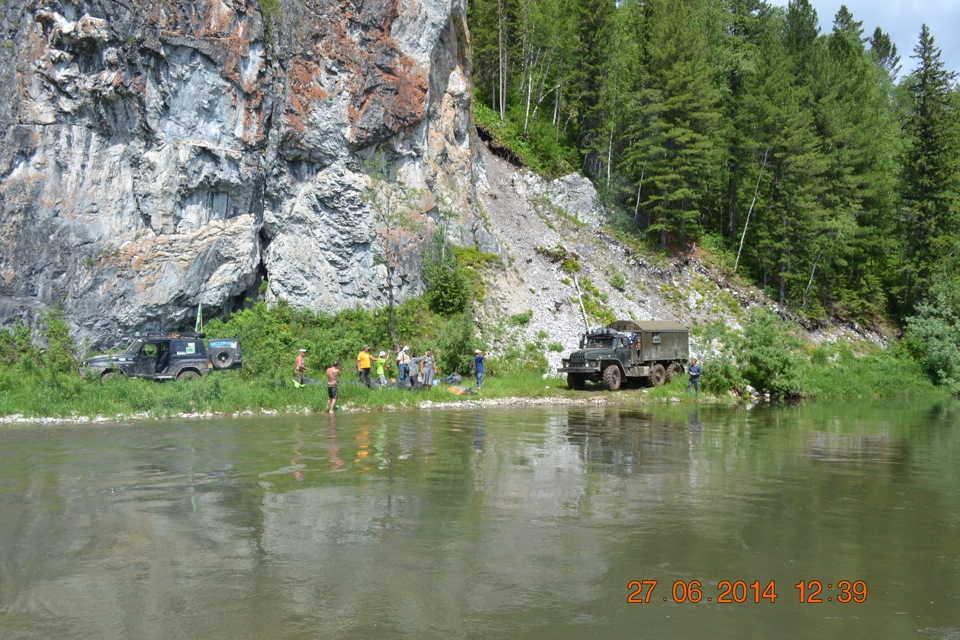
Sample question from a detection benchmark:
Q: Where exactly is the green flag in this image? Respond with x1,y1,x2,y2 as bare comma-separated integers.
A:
195,302,202,333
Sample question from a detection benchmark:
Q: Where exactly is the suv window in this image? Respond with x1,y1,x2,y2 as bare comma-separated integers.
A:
140,343,159,357
174,340,202,356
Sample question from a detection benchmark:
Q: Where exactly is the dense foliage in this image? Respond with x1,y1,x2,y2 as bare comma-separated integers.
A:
468,0,959,325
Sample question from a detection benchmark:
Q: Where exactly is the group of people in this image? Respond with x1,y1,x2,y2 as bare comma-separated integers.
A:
294,344,488,409
355,345,440,390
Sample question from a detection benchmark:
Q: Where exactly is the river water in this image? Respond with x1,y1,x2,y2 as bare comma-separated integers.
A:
1,400,958,639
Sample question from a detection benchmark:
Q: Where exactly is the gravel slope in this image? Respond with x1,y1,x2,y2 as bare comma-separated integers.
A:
473,144,886,373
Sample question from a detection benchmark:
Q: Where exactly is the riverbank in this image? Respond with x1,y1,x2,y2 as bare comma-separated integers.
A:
0,350,949,425
0,372,743,426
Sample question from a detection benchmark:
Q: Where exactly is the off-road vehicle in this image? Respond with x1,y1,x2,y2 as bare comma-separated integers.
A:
80,333,242,381
558,320,688,391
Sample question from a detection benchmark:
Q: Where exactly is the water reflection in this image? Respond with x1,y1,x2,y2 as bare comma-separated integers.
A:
0,402,959,639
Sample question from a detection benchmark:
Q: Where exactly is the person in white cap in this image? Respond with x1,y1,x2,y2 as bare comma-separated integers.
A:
397,345,411,384
294,348,307,384
373,349,392,387
474,349,486,389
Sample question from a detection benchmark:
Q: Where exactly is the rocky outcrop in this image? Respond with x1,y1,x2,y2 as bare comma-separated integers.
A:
0,0,490,347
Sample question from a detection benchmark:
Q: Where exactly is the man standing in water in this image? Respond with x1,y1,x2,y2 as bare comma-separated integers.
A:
326,360,341,413
687,358,702,394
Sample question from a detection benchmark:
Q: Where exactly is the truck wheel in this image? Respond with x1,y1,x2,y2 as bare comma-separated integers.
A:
568,374,586,390
602,365,622,391
665,363,682,382
177,370,200,381
648,364,666,386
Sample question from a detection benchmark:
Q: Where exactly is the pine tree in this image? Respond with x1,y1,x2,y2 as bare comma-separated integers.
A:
621,0,721,249
742,3,827,305
899,25,960,311
804,5,898,318
569,0,616,177
868,27,901,78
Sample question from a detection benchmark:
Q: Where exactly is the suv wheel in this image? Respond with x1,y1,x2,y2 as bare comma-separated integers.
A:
210,348,236,370
177,370,200,381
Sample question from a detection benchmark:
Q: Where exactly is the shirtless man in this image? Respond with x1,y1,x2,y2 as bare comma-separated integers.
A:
326,360,342,413
294,348,307,384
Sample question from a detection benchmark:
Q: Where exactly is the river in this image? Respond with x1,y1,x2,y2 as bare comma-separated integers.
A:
1,400,958,639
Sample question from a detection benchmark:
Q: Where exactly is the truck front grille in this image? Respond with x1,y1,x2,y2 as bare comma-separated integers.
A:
569,353,587,367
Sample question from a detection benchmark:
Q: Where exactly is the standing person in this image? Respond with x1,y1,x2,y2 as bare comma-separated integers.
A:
373,350,391,387
408,351,422,388
420,349,439,391
687,358,702,394
474,349,486,389
294,348,307,384
397,346,411,383
326,360,342,413
357,345,372,388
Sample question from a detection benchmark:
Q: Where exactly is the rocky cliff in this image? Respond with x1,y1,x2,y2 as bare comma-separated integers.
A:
0,0,491,347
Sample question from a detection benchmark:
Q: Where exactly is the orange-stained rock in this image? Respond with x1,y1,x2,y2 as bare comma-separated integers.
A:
0,0,483,348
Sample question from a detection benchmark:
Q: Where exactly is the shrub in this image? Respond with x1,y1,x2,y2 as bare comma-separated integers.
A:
508,311,533,326
422,234,470,316
609,271,627,292
903,274,960,393
740,309,805,399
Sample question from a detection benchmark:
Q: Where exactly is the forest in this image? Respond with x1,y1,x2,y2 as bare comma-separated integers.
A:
467,0,960,333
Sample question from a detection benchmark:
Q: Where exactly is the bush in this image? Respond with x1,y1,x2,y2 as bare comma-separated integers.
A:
740,309,805,399
422,234,470,316
692,321,748,395
508,311,533,326
903,274,960,393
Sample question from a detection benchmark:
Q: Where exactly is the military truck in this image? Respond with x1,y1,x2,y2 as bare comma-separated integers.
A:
80,333,242,381
558,320,689,391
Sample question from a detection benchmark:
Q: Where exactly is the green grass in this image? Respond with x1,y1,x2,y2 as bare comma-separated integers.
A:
0,356,946,424
800,350,942,399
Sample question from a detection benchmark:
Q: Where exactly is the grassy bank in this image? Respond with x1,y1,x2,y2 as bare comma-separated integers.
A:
3,358,942,425
0,296,950,424
0,372,620,422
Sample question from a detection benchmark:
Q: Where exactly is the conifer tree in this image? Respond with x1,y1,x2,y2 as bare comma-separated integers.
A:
621,0,721,249
569,0,616,177
868,27,901,78
899,25,960,311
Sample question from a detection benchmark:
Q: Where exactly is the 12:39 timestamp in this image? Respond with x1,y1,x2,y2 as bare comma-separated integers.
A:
795,580,867,603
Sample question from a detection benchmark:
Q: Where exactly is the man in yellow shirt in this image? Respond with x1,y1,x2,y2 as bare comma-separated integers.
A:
357,345,372,387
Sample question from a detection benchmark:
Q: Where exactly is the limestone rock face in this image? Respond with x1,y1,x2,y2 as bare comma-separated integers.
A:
0,0,485,347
